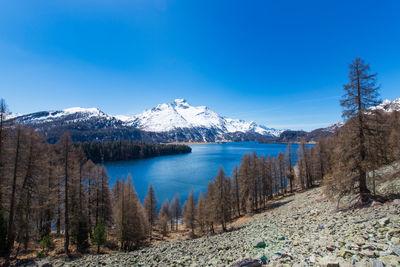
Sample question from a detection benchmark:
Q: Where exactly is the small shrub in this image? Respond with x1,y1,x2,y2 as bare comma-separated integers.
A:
36,250,46,258
39,235,55,253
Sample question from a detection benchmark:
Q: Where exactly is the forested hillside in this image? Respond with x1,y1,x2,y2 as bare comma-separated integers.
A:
80,140,191,163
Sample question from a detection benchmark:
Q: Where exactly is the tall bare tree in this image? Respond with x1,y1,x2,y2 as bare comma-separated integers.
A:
231,165,240,217
0,99,9,205
169,194,181,231
144,183,158,237
157,200,169,237
277,152,286,194
340,57,380,203
195,192,206,234
59,132,76,257
7,126,23,257
285,143,295,193
182,189,196,236
113,175,148,250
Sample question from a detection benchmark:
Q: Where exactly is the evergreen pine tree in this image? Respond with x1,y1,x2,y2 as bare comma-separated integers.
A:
93,217,107,254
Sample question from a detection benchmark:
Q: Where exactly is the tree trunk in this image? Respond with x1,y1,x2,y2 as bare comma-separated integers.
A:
64,139,70,257
0,110,4,205
357,68,371,203
7,127,22,256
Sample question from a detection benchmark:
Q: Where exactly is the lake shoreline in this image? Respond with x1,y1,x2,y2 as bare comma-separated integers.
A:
166,141,231,145
104,142,310,203
167,140,317,145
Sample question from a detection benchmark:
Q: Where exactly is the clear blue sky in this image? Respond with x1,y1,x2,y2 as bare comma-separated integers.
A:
0,0,399,130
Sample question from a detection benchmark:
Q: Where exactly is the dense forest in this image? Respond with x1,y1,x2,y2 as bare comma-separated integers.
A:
80,140,191,163
1,57,399,260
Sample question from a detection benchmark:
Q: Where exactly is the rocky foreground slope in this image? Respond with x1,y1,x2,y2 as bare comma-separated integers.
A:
35,184,400,267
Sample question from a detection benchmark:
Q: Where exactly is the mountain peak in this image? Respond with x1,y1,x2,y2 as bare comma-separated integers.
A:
129,99,282,138
172,98,189,107
173,98,187,103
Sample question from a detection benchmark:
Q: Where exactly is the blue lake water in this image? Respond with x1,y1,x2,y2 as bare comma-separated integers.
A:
104,142,306,203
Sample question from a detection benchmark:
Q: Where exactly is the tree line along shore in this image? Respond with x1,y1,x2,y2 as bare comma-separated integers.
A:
0,57,399,264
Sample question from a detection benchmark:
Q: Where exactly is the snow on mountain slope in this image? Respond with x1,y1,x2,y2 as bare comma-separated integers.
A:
11,98,399,143
125,99,282,137
313,98,400,138
5,112,22,120
318,98,400,135
369,98,400,113
324,122,345,133
10,99,283,142
15,107,113,124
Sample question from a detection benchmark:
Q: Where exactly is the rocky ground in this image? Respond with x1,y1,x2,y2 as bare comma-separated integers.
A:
30,181,400,267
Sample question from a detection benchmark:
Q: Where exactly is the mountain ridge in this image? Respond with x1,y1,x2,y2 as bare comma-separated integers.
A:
8,99,282,143
8,98,399,143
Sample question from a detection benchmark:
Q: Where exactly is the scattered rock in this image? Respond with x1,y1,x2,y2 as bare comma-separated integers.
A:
392,247,400,257
326,245,335,251
386,228,400,239
360,250,375,258
369,259,384,267
378,217,390,227
253,239,266,249
309,255,316,263
391,236,400,244
339,248,355,258
319,255,340,267
231,258,262,267
378,255,400,266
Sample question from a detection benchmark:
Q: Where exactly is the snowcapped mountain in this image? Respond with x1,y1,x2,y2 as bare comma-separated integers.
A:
10,99,282,143
123,99,282,139
12,107,136,143
9,98,399,143
16,107,116,125
369,98,400,113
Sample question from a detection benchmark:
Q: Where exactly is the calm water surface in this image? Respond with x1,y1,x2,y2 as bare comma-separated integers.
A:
104,142,306,203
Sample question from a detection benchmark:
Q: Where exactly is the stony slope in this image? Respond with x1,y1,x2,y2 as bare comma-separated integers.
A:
33,182,400,267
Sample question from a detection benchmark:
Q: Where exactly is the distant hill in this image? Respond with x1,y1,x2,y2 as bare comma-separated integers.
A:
274,97,400,142
275,122,344,143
